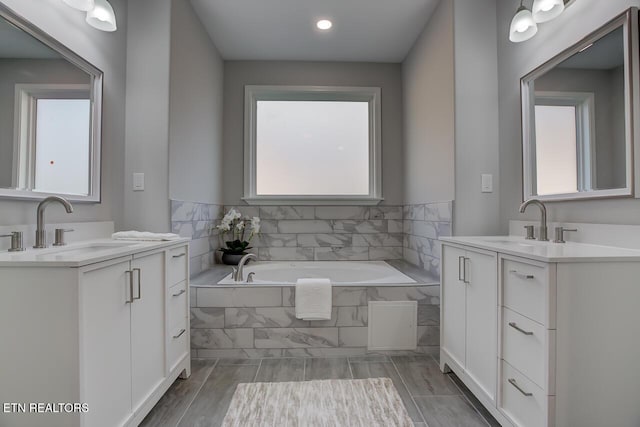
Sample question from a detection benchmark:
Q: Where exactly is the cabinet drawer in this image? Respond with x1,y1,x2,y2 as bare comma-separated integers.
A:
500,361,549,427
502,308,548,389
503,259,548,325
168,316,188,371
168,281,188,327
168,246,188,286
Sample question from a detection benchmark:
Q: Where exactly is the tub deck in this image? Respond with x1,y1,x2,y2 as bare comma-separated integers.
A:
191,259,439,288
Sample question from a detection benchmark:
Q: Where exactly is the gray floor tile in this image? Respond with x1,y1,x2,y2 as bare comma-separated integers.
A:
255,358,304,382
449,374,501,427
304,357,352,380
140,359,216,427
392,356,459,396
348,355,390,363
177,364,259,427
350,361,423,423
413,395,488,427
216,358,261,366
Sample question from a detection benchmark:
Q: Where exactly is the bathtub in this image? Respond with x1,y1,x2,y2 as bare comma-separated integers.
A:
216,261,417,286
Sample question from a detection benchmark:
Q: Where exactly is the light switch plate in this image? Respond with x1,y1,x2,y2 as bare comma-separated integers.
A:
481,174,493,193
133,173,144,191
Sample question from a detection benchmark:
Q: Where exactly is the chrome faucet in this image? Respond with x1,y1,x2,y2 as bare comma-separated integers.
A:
34,196,74,248
519,199,548,241
232,253,258,282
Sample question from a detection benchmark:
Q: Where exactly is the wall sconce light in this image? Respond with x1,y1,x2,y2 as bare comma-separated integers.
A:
510,0,574,43
61,0,117,32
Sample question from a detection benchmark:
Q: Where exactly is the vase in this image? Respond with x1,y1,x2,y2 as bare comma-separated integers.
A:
221,253,249,265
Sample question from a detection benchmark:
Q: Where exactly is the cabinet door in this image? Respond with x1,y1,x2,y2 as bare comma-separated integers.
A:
131,251,166,413
441,245,467,368
81,259,133,427
465,249,498,402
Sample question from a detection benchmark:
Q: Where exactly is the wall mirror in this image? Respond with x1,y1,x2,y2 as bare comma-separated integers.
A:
0,4,103,202
521,9,638,201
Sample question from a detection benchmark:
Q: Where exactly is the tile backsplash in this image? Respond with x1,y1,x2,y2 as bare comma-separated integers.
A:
170,200,453,278
223,205,405,263
402,201,453,277
170,200,224,277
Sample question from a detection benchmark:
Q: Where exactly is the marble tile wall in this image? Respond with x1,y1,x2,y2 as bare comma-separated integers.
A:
402,201,453,277
170,200,224,277
220,206,405,262
191,284,440,359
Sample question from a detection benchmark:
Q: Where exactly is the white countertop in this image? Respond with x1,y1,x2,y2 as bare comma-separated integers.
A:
439,235,640,263
0,238,190,268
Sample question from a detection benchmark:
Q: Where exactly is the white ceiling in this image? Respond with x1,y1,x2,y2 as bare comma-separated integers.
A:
189,0,440,63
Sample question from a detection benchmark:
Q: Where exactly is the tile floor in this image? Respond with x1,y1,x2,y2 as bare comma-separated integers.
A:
141,355,500,427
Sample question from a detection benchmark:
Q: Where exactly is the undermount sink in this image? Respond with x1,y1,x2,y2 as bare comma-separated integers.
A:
43,241,138,256
486,239,536,248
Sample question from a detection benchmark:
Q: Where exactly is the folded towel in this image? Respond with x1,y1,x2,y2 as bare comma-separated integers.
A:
295,278,332,321
112,231,181,241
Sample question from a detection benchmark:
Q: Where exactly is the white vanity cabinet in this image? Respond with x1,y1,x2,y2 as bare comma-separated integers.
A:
441,245,498,404
0,240,190,427
440,237,640,427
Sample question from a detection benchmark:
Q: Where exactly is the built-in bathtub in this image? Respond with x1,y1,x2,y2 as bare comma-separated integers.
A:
217,261,417,286
189,260,441,359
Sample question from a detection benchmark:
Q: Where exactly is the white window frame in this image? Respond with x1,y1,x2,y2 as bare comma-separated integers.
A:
243,85,383,205
12,84,92,194
532,91,596,195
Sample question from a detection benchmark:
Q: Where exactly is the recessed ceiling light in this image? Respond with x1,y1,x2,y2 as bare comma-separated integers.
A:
316,19,333,30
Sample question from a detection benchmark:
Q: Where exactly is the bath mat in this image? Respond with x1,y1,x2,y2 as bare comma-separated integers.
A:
222,377,414,427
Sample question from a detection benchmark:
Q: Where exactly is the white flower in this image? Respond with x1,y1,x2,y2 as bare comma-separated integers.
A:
236,221,245,231
222,208,241,224
215,222,230,233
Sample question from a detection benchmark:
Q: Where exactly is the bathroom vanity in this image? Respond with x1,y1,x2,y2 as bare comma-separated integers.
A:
440,235,640,427
0,238,190,427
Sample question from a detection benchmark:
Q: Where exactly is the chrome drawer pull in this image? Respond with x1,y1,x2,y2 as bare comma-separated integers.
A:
173,329,186,339
172,289,186,297
508,378,533,396
172,253,186,258
509,322,534,336
458,256,465,282
509,270,534,280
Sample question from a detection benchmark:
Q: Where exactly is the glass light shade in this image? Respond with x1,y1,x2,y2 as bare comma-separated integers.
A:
509,6,538,43
532,0,565,23
62,0,95,12
86,0,117,32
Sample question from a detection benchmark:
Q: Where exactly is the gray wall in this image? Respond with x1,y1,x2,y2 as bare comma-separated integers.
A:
124,0,171,232
169,0,224,205
497,0,640,229
453,0,501,236
402,0,455,205
0,59,89,187
222,61,404,206
0,0,127,227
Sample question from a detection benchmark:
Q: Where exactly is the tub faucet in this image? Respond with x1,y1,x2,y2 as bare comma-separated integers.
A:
233,253,258,282
519,199,548,241
34,196,74,248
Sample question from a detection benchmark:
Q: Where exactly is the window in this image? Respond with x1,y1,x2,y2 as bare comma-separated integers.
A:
13,84,92,196
533,91,595,196
244,86,382,205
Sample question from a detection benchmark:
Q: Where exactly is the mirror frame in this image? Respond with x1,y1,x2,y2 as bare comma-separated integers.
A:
520,8,639,202
0,3,103,203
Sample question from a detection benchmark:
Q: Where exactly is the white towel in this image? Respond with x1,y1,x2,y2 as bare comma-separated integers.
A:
112,231,181,241
295,278,332,321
